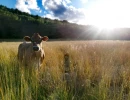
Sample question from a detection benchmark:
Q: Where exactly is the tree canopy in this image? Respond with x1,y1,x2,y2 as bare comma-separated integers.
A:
0,5,130,40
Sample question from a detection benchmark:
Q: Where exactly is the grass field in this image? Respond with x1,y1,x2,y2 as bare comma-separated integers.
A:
1,40,130,100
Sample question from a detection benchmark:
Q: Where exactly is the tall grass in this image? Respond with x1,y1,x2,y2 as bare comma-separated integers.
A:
1,41,130,100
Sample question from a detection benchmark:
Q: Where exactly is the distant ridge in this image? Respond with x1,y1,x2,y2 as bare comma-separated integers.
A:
0,4,130,40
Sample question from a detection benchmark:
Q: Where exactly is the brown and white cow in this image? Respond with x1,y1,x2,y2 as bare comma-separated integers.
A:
18,33,48,69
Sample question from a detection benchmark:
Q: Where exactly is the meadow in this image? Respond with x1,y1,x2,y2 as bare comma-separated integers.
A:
1,40,130,100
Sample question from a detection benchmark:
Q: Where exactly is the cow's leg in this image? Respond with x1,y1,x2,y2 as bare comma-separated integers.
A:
40,55,44,65
36,58,41,70
38,58,40,69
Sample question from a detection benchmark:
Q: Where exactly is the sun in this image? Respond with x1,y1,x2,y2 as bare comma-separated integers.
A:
85,0,130,30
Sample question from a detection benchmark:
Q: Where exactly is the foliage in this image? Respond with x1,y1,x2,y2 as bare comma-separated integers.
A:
0,5,67,39
1,5,130,40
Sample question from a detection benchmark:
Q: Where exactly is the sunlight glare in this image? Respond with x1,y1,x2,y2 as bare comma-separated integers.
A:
85,0,130,29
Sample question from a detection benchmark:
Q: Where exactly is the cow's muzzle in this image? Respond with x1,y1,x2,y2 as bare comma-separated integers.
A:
33,46,39,51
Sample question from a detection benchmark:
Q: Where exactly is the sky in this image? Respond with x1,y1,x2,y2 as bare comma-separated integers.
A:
1,0,130,28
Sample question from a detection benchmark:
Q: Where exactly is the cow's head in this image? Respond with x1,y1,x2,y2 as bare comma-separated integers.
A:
24,33,48,51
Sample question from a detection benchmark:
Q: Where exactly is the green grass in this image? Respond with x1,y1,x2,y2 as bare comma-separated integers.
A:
1,40,130,100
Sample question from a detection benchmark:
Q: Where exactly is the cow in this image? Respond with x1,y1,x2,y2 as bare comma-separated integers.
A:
18,33,48,69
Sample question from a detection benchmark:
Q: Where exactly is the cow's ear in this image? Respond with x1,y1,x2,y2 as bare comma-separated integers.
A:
24,36,31,41
42,36,48,41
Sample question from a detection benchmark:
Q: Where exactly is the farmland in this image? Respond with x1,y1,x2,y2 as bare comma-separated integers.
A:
1,40,130,100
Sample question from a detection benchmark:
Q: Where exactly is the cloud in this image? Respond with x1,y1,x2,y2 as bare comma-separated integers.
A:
15,0,41,14
42,0,87,24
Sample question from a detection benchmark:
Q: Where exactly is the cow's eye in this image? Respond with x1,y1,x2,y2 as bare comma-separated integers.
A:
32,41,36,44
31,40,34,42
37,40,42,44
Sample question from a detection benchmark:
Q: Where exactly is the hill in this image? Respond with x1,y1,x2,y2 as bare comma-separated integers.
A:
1,5,130,40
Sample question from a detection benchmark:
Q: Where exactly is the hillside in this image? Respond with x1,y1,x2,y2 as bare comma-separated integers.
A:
1,5,130,40
0,5,70,39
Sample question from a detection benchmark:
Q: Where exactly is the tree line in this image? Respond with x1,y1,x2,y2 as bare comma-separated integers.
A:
0,5,130,40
